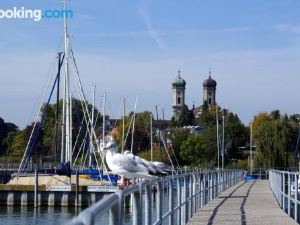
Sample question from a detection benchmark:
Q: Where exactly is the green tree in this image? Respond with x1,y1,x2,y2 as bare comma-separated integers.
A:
170,128,190,165
177,105,195,126
196,105,218,127
270,110,281,120
224,112,248,161
180,127,217,167
2,132,17,155
118,111,153,153
0,117,8,154
254,119,297,169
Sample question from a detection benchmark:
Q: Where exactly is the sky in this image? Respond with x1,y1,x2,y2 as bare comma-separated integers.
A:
0,0,300,129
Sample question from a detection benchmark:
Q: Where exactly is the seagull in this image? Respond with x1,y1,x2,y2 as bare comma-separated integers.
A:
152,161,173,173
123,150,157,174
140,158,167,175
103,139,153,180
123,150,168,175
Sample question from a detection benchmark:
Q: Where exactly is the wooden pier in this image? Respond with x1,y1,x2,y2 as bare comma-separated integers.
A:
187,180,297,225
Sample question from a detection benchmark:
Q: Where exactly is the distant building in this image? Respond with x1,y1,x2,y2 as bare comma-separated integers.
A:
182,125,203,134
172,70,186,121
193,71,217,118
203,70,217,106
171,69,218,120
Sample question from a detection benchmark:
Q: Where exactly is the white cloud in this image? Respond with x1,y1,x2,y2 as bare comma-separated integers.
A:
273,24,300,34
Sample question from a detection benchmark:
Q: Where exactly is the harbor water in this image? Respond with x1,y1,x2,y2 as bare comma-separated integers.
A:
0,189,179,225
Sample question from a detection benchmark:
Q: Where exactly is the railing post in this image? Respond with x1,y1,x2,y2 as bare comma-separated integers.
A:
282,172,285,212
200,173,203,208
210,173,213,201
181,176,188,225
75,169,79,207
177,177,182,225
189,175,193,219
222,171,225,192
288,173,291,216
212,173,215,199
294,173,298,223
215,172,218,196
133,186,142,225
195,173,199,211
169,178,174,225
207,173,210,202
82,209,95,225
280,172,283,208
109,193,122,225
204,173,207,204
34,169,38,208
145,183,152,225
157,180,163,224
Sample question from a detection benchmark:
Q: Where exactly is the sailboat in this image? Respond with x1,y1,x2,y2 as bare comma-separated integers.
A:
9,1,119,187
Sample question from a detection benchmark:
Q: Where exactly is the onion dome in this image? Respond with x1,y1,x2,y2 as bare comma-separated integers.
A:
172,70,186,87
203,70,217,88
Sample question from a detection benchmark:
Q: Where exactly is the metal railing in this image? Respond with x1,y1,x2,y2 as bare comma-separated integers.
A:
66,170,244,225
269,170,300,223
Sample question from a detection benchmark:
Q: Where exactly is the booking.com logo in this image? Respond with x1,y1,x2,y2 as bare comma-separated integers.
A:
0,7,73,22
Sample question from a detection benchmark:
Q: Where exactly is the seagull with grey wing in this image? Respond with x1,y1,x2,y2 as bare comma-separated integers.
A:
102,137,154,180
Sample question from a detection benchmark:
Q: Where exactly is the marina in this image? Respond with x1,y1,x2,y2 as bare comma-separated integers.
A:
1,0,300,225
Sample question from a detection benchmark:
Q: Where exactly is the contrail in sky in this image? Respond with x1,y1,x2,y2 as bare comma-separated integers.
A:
138,2,166,50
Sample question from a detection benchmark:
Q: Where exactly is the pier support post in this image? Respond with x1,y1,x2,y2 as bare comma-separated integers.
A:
169,179,174,225
157,180,163,224
177,177,182,225
132,186,142,225
34,169,38,208
145,183,152,225
75,170,79,207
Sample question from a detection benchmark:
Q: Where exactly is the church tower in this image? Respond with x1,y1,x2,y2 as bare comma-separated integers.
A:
172,70,186,121
203,70,217,106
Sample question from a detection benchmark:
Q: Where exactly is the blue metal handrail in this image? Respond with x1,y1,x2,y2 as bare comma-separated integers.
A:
269,169,300,223
66,169,244,225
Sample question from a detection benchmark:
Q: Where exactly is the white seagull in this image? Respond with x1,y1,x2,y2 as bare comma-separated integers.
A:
103,138,153,179
123,150,157,174
152,161,173,173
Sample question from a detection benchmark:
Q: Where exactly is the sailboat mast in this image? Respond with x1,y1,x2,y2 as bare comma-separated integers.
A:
102,92,106,146
122,98,125,153
250,121,253,174
130,97,138,153
89,86,95,167
55,52,62,165
150,113,153,162
69,93,73,165
216,105,220,171
62,0,71,164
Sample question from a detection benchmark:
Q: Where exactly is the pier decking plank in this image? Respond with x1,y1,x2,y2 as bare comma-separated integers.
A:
187,180,297,225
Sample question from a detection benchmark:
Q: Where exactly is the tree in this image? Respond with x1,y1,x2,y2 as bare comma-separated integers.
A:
2,132,17,155
170,128,190,165
180,127,217,167
196,105,219,128
10,124,37,158
270,110,281,120
0,117,8,154
118,111,153,153
252,112,271,136
0,117,18,155
254,119,297,169
177,105,195,126
224,112,248,161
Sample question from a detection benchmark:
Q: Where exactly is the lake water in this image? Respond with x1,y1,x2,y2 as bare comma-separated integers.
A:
0,190,178,225
0,206,135,225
